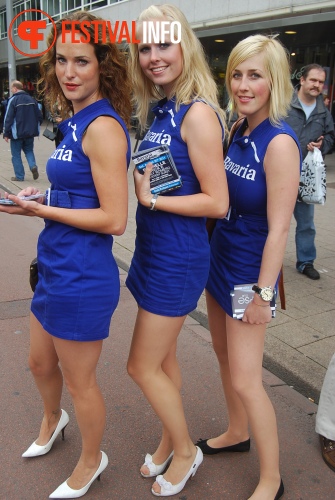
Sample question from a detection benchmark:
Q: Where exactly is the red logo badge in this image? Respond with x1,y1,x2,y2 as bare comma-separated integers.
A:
9,9,57,57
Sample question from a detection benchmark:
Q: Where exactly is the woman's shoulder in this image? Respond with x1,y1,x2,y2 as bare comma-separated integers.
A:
266,127,300,158
184,100,222,125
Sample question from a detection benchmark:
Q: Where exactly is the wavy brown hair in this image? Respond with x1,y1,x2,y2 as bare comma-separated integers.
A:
37,10,132,126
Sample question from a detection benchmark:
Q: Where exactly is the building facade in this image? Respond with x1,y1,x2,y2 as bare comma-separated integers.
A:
0,0,334,107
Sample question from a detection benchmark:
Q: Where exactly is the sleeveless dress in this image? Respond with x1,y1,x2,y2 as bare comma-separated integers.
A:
206,118,300,317
126,98,220,317
31,99,130,341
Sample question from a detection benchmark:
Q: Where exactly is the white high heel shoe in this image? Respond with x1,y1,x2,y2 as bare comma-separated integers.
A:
151,446,203,497
141,451,174,478
49,451,108,499
22,409,69,458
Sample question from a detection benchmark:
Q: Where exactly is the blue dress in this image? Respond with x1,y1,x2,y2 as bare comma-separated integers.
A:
31,99,130,341
206,118,300,317
126,98,220,316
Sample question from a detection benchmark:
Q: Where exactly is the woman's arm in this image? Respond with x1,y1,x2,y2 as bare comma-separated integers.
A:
134,102,229,218
243,133,300,324
0,116,129,235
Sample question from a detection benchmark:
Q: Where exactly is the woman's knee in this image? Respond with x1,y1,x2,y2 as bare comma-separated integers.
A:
28,355,59,378
127,357,153,388
127,357,142,383
63,373,98,400
126,357,136,380
230,374,263,402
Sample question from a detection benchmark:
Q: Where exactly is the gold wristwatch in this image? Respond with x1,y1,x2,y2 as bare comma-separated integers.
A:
252,285,274,302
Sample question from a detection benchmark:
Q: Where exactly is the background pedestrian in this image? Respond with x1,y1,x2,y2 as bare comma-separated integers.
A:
285,64,334,280
3,81,43,182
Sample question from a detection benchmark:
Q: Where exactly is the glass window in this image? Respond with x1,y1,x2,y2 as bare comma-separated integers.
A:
0,9,7,39
61,0,83,13
83,0,108,9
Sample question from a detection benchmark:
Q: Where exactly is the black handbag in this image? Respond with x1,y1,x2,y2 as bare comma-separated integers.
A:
29,257,38,292
43,121,57,141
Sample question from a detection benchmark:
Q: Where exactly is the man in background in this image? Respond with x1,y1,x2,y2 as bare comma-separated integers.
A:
316,353,335,473
3,80,43,182
285,64,334,280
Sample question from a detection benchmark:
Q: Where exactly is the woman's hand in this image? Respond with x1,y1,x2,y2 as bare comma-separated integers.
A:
242,300,272,325
0,190,44,216
16,186,42,198
133,163,153,208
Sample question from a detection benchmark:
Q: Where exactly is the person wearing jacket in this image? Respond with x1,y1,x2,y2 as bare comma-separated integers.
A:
0,94,8,134
3,80,43,182
285,64,334,280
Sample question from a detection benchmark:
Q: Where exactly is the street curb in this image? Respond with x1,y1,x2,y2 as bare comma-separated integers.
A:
0,182,13,193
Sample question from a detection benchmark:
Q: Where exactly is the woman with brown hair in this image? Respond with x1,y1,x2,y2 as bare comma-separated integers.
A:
0,11,131,499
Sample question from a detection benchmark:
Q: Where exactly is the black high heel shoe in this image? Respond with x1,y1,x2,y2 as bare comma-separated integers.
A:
196,437,250,455
274,479,284,500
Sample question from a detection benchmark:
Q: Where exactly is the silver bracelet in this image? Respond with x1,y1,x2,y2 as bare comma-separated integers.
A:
150,194,159,211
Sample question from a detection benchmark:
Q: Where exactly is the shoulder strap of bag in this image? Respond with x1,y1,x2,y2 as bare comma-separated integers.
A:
228,116,245,147
224,116,245,155
278,266,286,310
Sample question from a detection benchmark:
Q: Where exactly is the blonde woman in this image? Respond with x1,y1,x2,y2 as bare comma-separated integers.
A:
126,4,229,497
199,35,301,499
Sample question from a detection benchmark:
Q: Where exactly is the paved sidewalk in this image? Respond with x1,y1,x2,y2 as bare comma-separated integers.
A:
1,127,335,402
1,208,334,500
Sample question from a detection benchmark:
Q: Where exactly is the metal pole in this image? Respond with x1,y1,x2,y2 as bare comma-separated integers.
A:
6,0,17,88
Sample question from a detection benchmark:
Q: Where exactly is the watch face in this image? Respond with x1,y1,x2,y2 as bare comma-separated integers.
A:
260,288,273,301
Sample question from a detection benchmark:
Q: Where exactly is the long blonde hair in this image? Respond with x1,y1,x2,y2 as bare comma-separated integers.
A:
128,4,226,132
37,10,132,126
226,34,293,126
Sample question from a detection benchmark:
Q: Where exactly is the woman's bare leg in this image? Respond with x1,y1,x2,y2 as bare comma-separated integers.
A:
140,341,181,474
28,313,63,445
53,337,105,490
226,315,281,499
205,291,249,447
127,308,197,493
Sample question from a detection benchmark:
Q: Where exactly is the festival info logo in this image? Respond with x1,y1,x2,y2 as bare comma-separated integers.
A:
9,11,182,57
9,9,57,57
